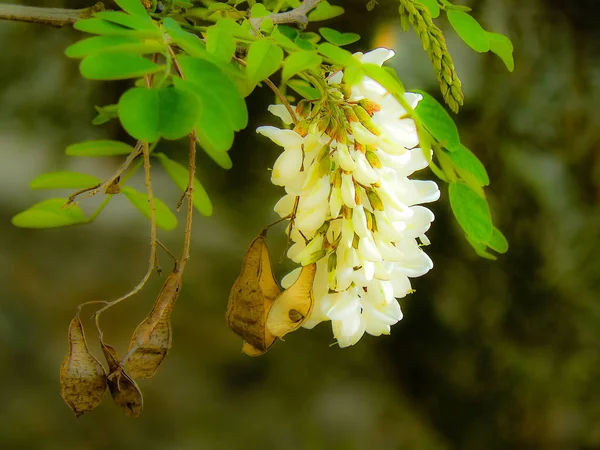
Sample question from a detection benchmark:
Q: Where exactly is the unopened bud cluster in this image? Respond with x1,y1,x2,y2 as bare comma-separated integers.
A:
257,48,439,347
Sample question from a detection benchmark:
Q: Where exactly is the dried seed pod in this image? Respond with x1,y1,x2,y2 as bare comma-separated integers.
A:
266,263,316,338
59,315,107,417
126,268,182,379
102,343,143,418
226,231,281,355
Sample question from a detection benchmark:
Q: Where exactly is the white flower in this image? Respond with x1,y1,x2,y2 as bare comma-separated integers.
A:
258,48,439,347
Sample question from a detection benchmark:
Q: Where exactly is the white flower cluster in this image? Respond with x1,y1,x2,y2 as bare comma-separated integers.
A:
257,48,440,347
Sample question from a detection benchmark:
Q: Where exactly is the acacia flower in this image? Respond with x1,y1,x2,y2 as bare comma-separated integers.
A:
257,48,439,347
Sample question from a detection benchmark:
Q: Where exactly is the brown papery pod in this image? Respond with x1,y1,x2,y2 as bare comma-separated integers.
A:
266,263,316,338
126,268,182,378
101,343,143,418
59,315,107,417
226,231,281,355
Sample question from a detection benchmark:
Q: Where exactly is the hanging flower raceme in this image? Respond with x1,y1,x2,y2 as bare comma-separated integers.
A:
257,48,440,347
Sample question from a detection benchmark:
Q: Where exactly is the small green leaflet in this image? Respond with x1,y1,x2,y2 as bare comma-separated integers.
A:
118,86,201,141
418,0,440,18
447,10,489,53
65,35,164,59
414,90,461,151
74,18,157,38
318,28,360,46
93,11,157,33
487,32,514,72
295,36,316,51
121,186,178,231
176,56,248,131
318,43,357,66
115,0,150,17
449,181,493,243
487,227,509,254
155,153,213,216
30,172,101,190
200,141,233,169
447,144,489,186
206,27,236,63
66,140,134,157
246,39,284,83
92,104,119,125
163,18,210,59
250,3,269,18
80,52,164,80
287,79,320,99
307,1,344,21
282,51,322,81
12,198,87,228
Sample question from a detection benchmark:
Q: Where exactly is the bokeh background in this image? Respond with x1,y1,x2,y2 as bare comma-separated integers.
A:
1,0,600,448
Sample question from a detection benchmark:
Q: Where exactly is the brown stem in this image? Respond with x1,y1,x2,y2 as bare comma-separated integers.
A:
168,46,195,271
249,0,322,29
0,2,104,27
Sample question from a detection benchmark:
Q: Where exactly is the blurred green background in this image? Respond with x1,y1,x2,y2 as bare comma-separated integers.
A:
1,0,600,448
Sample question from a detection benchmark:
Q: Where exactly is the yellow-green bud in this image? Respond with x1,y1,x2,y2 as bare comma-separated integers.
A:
367,190,384,211
365,150,382,169
352,105,381,136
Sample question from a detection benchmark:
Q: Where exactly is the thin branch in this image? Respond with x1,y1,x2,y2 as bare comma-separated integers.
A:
92,141,158,344
179,130,196,271
0,2,104,27
249,0,322,29
65,141,143,207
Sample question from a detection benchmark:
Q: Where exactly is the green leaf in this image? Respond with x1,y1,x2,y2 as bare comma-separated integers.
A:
414,90,461,151
299,32,321,44
418,0,440,18
318,28,360,46
465,234,497,260
74,18,138,36
115,0,150,17
30,172,101,190
449,181,493,243
246,39,284,83
282,51,322,81
287,79,320,99
447,10,490,53
200,142,233,169
271,26,299,51
176,56,248,131
163,18,210,59
121,186,178,231
250,3,269,18
12,198,87,228
447,144,489,186
80,52,164,80
308,1,344,21
65,35,164,59
487,32,514,72
206,26,236,63
94,11,158,33
155,153,213,216
66,140,134,157
92,104,119,125
486,227,508,254
118,86,202,141
318,42,357,66
361,63,405,98
295,37,317,51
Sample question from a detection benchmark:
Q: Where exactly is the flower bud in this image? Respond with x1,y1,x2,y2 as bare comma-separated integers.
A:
358,99,381,115
353,105,381,136
365,150,382,169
